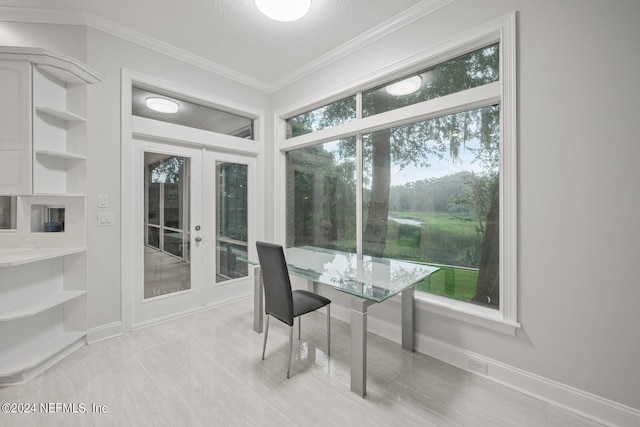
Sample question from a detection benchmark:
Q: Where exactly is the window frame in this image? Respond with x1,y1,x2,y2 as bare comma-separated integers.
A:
274,13,518,335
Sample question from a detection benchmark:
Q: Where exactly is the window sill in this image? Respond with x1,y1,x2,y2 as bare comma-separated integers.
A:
413,292,521,336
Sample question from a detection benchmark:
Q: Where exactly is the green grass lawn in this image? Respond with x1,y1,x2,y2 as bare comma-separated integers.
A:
386,211,481,302
415,265,479,302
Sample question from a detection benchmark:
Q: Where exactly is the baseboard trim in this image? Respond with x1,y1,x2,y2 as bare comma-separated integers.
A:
87,321,123,344
330,303,640,427
417,334,640,427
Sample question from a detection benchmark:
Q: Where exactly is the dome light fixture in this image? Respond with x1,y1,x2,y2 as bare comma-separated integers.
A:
145,97,179,114
255,0,311,22
385,75,422,96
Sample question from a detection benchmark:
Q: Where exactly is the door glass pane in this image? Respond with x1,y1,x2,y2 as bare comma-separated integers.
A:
144,152,191,299
216,162,248,283
147,183,160,225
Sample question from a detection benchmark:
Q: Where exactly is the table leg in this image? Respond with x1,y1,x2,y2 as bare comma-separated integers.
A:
307,279,318,293
401,286,415,351
351,297,374,398
253,266,263,333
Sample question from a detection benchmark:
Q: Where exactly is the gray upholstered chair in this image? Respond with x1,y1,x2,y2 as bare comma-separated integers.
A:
256,241,331,378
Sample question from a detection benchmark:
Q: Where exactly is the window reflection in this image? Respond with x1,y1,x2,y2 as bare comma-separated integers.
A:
0,196,17,230
286,96,357,138
132,87,254,139
363,44,499,117
286,138,357,252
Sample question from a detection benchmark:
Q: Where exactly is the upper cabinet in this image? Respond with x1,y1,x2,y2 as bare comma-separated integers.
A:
0,60,32,195
0,46,104,196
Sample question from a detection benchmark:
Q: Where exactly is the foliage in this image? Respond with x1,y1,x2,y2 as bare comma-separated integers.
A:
286,43,502,307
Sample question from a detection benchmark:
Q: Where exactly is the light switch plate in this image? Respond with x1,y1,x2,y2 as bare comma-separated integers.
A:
98,212,115,226
98,194,109,208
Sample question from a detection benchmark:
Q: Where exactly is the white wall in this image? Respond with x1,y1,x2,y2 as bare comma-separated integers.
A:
0,22,85,60
273,0,640,415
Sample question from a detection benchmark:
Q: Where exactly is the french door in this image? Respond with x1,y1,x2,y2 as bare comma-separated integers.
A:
132,138,253,326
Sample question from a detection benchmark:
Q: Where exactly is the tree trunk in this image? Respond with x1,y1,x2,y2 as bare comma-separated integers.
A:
363,130,391,257
471,176,499,307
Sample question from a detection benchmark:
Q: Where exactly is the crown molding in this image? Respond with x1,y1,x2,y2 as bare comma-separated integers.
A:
0,1,454,93
81,12,273,92
269,0,454,92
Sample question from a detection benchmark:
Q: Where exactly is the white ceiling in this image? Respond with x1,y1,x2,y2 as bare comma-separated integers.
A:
0,0,449,91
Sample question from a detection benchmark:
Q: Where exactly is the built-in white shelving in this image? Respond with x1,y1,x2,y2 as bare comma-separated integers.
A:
0,332,87,378
0,290,86,322
35,106,86,123
35,150,87,161
0,46,103,385
0,247,85,267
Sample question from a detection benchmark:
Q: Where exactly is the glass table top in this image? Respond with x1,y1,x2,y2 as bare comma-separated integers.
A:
283,246,438,303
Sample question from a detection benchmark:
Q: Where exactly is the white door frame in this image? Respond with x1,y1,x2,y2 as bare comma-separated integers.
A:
121,69,265,332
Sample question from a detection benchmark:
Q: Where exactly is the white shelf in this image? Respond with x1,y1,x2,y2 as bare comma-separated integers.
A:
35,106,86,123
31,193,86,197
0,247,85,267
0,291,86,321
0,332,86,377
35,150,86,161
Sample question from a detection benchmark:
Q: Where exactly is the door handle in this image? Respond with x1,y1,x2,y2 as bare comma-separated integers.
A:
195,237,202,243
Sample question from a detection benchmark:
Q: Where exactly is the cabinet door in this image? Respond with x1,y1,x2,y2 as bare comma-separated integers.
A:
0,61,32,194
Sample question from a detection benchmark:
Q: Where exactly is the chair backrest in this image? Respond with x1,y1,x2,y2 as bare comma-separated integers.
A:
256,241,294,326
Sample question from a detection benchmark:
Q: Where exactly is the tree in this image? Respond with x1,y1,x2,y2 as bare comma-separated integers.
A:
291,43,501,307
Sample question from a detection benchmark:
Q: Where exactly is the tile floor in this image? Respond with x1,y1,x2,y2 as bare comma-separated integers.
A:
0,298,603,426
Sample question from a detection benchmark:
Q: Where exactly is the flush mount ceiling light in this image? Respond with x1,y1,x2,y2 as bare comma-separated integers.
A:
255,0,311,22
385,75,422,96
145,97,179,113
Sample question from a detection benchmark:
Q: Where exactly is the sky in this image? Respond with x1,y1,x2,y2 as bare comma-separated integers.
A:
324,137,489,187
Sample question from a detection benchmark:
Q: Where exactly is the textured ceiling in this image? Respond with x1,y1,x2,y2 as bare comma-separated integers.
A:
0,0,442,89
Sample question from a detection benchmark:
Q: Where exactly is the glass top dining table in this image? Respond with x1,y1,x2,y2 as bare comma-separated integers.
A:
283,246,437,302
248,245,438,397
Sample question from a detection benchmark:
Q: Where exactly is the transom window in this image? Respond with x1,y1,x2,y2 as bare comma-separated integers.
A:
132,86,255,139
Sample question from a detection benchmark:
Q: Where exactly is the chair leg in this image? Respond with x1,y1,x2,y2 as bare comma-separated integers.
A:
298,316,301,340
327,305,331,356
262,314,270,360
287,324,294,378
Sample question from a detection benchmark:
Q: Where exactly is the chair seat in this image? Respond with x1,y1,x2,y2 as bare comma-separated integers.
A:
293,289,331,318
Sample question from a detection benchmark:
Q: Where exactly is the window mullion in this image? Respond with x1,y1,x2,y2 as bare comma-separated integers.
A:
355,91,363,258
356,132,363,259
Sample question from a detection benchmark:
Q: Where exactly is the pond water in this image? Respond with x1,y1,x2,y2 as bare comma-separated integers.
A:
389,217,422,226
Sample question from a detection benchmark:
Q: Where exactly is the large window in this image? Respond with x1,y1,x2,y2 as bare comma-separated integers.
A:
282,19,517,330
